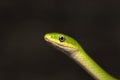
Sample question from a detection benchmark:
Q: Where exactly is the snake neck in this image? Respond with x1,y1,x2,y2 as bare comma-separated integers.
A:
69,48,117,80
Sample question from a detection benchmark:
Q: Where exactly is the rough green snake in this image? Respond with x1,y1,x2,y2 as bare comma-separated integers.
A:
44,32,117,80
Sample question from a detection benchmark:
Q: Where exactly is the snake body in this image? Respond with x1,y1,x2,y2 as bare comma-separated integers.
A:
44,32,117,80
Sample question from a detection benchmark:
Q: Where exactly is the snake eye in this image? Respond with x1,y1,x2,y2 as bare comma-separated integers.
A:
59,35,65,42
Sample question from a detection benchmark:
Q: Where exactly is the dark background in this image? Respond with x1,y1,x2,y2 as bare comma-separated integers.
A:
1,0,120,80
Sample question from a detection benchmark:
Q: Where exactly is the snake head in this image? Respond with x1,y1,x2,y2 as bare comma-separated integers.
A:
44,32,80,56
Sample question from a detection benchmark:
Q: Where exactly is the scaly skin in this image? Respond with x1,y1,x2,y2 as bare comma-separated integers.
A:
44,32,117,80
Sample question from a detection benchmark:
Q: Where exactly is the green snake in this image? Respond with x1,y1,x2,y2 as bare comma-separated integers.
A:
44,32,117,80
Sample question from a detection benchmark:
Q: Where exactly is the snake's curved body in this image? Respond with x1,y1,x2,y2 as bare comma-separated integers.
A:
44,32,117,80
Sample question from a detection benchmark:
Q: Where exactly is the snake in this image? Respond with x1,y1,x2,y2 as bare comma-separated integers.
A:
44,32,117,80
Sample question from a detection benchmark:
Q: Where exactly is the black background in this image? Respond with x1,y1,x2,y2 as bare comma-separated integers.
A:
1,0,120,80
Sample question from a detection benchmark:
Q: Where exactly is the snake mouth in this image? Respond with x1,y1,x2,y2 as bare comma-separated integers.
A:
44,35,49,42
44,35,59,47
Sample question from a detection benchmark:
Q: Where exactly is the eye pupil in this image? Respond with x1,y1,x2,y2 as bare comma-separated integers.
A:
59,35,65,42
